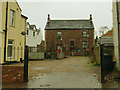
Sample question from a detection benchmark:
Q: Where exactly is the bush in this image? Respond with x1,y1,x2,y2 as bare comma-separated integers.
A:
93,62,101,66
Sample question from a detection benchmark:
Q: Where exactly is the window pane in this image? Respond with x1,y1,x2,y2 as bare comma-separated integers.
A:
8,40,13,57
82,45,87,48
8,40,13,44
10,10,14,26
82,41,87,44
12,16,14,25
57,31,62,39
7,46,12,57
10,11,12,25
82,41,87,48
82,31,87,37
83,31,86,34
57,31,61,34
70,41,74,47
33,32,35,36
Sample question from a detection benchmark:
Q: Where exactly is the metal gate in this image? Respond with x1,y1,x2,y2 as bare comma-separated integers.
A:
100,44,114,83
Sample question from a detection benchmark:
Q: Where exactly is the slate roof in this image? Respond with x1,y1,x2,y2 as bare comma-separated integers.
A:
98,36,113,45
27,22,40,32
45,20,94,30
30,25,36,30
98,30,113,46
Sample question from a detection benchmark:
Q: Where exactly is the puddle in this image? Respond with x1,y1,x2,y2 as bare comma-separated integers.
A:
40,85,50,87
32,67,47,70
32,74,47,80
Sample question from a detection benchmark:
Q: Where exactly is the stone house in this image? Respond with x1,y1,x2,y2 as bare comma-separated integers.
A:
45,14,94,56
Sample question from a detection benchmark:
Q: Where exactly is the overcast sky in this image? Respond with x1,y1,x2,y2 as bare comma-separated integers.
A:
17,0,113,40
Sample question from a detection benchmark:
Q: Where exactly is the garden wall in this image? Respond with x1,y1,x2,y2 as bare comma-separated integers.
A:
2,66,24,82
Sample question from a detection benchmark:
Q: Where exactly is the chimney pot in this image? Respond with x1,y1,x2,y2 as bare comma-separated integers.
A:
90,14,92,21
48,14,50,22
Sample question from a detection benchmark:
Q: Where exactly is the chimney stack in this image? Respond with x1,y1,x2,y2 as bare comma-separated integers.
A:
48,14,50,22
90,14,92,21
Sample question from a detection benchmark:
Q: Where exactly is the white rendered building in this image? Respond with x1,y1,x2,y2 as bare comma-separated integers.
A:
26,22,43,50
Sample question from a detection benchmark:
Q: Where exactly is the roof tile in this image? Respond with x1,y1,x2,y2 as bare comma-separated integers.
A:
45,20,94,30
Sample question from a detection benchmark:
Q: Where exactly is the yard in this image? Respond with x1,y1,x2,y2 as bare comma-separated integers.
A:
2,56,119,88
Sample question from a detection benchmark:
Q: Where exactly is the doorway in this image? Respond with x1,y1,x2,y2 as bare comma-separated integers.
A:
70,41,74,56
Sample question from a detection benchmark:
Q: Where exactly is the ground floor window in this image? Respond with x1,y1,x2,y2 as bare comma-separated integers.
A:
7,40,13,58
82,41,87,48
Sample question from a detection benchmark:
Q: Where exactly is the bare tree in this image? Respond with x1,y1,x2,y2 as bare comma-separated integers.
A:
99,26,109,36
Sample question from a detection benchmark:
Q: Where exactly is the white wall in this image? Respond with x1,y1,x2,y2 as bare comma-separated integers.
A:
26,29,36,47
36,29,43,45
26,26,43,47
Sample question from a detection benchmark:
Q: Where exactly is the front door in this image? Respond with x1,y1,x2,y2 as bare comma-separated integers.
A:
70,41,74,56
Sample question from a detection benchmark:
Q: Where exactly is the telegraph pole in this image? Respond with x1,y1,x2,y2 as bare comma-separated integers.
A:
4,1,8,62
116,0,120,84
116,0,120,64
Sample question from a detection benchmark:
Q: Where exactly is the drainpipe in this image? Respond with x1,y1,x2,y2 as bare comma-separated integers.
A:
4,1,8,62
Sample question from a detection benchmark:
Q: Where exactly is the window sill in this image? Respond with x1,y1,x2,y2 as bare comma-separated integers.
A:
7,57,13,59
9,25,15,27
82,48,87,49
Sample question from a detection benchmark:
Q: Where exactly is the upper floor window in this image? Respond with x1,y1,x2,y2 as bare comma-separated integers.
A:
70,41,74,48
82,31,87,38
82,41,87,48
33,32,35,36
10,10,15,26
57,31,62,39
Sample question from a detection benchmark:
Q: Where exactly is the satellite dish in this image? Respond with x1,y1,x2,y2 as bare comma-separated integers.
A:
21,31,26,35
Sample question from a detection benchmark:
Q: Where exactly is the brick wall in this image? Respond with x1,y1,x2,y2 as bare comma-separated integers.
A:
45,29,94,56
2,66,24,82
